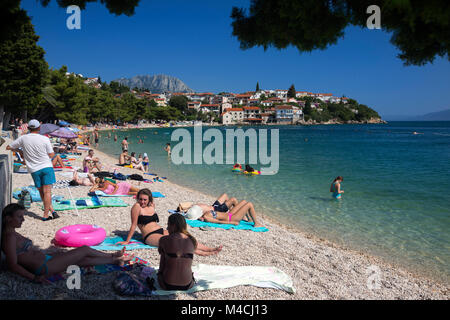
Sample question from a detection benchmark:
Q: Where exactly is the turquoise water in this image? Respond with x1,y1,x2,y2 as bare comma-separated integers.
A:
97,122,450,282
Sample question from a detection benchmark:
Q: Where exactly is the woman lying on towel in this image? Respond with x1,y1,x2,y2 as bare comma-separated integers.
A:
194,195,263,228
69,171,96,186
89,177,139,196
117,189,222,256
157,213,196,291
1,203,133,284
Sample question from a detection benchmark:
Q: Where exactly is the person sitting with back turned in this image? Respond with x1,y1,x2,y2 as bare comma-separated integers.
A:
157,213,196,291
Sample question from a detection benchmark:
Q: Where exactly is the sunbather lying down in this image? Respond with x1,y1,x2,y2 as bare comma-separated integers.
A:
192,193,264,228
69,171,96,186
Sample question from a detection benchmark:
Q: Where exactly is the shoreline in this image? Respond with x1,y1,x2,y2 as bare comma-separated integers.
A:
91,140,449,286
1,131,447,299
86,126,448,285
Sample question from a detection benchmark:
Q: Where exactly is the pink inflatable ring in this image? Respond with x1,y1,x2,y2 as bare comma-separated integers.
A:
55,224,106,247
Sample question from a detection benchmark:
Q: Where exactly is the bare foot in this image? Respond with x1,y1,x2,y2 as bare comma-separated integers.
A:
214,245,223,253
112,247,125,258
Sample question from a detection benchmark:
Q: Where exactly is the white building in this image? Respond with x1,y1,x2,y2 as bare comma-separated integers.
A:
221,108,244,125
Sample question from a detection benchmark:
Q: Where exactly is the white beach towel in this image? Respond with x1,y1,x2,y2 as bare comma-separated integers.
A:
152,264,295,295
58,171,88,179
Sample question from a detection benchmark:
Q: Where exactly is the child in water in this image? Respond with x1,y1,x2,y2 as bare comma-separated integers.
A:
330,176,344,199
142,153,149,172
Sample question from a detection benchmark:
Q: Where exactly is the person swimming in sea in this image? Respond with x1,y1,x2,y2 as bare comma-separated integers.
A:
330,176,344,199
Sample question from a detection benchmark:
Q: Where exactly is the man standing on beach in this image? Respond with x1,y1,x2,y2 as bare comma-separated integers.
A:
6,119,59,221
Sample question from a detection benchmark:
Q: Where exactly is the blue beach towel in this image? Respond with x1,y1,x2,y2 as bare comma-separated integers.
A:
168,211,268,232
90,236,156,251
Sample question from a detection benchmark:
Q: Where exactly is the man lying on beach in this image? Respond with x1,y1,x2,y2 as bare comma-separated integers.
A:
116,189,222,256
1,203,132,284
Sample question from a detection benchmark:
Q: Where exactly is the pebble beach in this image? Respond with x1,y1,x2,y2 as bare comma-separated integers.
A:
0,136,448,300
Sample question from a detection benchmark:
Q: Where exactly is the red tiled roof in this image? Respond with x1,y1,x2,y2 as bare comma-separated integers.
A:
246,118,262,121
226,108,244,112
243,106,260,110
275,105,293,110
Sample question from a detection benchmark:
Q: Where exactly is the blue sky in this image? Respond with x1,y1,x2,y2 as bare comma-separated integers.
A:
21,0,450,118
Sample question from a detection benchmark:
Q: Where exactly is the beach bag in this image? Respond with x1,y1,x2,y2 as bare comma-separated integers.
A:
18,190,32,209
177,202,193,213
112,272,153,297
128,174,144,181
113,172,127,181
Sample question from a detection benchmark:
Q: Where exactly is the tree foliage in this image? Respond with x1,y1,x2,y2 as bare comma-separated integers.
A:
231,0,450,66
0,11,48,127
287,84,296,98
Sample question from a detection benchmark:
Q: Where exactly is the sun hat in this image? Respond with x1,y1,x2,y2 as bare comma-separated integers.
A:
143,153,148,158
28,119,40,129
185,205,203,220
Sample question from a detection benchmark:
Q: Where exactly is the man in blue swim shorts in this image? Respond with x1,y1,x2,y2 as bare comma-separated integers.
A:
7,119,59,221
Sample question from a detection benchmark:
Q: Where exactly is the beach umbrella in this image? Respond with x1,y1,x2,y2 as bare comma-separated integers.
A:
39,123,60,135
49,127,78,139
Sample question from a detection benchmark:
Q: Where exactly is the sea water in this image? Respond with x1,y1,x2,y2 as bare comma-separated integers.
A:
96,122,450,282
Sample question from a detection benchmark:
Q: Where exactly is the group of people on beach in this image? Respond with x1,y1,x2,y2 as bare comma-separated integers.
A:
3,119,344,291
2,119,265,290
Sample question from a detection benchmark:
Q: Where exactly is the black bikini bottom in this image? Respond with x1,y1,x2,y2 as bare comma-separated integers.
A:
143,228,164,243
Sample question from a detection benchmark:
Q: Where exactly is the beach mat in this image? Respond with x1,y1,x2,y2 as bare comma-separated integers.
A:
90,236,156,251
49,196,128,211
168,211,268,232
151,264,294,295
92,191,165,198
47,254,150,283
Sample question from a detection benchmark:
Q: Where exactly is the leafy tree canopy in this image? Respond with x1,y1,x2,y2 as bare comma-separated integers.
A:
231,0,450,66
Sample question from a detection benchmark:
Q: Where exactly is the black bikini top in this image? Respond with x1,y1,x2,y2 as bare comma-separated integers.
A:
137,213,159,225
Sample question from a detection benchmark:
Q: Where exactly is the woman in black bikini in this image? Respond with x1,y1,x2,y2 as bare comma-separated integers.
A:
1,204,132,284
117,189,222,256
157,213,196,291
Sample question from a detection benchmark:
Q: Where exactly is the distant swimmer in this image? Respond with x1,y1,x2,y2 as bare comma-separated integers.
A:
330,176,344,199
413,132,424,135
304,138,308,142
114,134,117,142
164,143,171,156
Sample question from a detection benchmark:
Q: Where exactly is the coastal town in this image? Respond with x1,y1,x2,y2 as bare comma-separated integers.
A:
80,75,378,126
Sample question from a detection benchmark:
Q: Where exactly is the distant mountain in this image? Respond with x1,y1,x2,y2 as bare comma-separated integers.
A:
113,75,194,94
415,109,450,121
384,109,450,121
